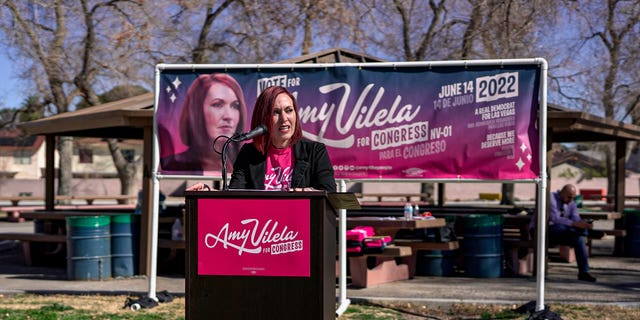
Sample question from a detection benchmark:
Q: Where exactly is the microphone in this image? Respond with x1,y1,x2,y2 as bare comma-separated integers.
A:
222,125,268,190
232,125,268,142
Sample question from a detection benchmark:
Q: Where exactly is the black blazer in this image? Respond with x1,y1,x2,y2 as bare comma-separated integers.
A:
229,139,337,192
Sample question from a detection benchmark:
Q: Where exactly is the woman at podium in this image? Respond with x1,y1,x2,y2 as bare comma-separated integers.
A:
187,85,336,192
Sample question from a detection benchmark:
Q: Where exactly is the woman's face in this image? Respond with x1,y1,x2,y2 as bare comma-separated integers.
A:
203,83,241,140
269,93,296,148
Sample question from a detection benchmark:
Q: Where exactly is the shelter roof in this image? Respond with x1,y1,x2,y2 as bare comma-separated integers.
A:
18,92,153,139
17,94,640,144
17,48,386,139
276,48,386,63
14,49,640,144
548,104,640,142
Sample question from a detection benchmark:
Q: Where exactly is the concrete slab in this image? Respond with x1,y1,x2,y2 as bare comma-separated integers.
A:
1,221,638,309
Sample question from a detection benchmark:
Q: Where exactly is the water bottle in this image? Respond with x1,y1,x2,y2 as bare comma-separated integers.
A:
404,203,413,220
171,218,183,241
413,203,420,216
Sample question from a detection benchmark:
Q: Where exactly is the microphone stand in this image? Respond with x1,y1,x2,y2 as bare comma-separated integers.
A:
220,137,234,191
219,125,267,190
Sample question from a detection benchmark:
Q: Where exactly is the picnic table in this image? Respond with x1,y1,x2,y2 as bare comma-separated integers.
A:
18,209,135,221
0,195,137,222
0,210,136,267
0,195,137,206
579,211,622,220
345,216,458,286
502,210,626,270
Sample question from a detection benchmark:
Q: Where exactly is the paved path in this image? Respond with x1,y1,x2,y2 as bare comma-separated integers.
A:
1,220,638,309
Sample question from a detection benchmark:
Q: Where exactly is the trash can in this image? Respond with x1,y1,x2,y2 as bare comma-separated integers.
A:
415,250,455,276
623,209,640,257
462,214,503,278
66,216,111,280
110,214,139,277
575,194,584,208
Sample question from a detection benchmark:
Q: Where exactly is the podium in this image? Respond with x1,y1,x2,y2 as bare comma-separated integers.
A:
185,190,353,320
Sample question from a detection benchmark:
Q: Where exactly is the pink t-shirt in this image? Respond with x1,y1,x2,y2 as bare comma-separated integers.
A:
264,145,294,191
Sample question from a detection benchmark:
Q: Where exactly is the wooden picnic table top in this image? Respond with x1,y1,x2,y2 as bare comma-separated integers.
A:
346,216,446,229
0,195,137,206
501,211,621,223
19,210,135,221
579,211,622,220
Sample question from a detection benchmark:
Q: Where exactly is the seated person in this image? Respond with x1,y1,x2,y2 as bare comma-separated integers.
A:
533,184,598,282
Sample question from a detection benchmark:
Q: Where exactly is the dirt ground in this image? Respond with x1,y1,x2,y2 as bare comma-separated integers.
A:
357,301,640,320
0,293,638,320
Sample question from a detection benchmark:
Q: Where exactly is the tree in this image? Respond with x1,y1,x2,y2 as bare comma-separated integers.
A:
350,0,456,61
565,0,640,195
0,1,155,196
77,85,148,198
0,95,46,129
455,0,559,204
351,0,559,203
1,0,636,204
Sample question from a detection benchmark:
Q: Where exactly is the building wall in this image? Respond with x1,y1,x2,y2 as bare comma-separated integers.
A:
0,137,143,180
72,139,143,180
1,136,638,200
0,144,45,179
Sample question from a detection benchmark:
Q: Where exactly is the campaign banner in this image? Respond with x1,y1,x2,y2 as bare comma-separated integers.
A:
197,198,311,277
156,63,540,180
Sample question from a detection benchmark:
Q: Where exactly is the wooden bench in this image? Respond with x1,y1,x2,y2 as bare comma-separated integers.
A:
503,238,535,275
501,215,535,275
558,228,627,262
158,238,185,250
0,232,66,266
347,245,412,288
1,206,45,222
71,195,137,205
478,192,502,201
0,196,45,206
157,214,185,262
503,223,627,272
1,203,136,223
498,215,610,273
392,240,459,277
0,195,137,206
354,193,432,202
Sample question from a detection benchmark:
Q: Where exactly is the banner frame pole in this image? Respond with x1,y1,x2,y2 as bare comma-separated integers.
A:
535,58,549,312
335,179,350,317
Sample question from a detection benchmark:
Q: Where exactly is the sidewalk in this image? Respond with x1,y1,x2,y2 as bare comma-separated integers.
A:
1,220,639,308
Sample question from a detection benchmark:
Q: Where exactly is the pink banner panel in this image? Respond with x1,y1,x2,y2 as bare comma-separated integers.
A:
197,198,311,277
157,64,541,180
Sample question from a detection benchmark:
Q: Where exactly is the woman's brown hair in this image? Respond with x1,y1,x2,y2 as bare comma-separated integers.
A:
250,86,302,154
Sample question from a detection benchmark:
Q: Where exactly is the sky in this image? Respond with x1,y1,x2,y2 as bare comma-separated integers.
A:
0,53,24,109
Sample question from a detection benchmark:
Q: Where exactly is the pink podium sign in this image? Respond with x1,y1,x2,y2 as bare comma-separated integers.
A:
197,198,311,277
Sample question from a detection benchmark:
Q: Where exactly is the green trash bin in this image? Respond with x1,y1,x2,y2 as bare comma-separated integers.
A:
415,250,455,276
574,194,584,208
623,209,640,257
110,214,139,277
462,214,503,278
66,216,111,280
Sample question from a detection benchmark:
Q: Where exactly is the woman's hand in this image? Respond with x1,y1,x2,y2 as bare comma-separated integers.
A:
186,183,212,191
291,187,320,192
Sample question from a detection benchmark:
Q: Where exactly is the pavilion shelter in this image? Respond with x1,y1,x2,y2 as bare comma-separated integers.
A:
17,48,640,275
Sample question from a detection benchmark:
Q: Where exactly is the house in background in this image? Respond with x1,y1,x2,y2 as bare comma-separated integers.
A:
1,126,638,200
550,144,606,181
0,128,144,196
0,129,46,179
71,137,142,179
